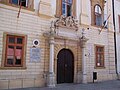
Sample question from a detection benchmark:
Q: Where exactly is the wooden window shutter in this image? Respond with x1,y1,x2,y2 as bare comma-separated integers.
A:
28,0,34,9
72,0,76,17
56,0,62,17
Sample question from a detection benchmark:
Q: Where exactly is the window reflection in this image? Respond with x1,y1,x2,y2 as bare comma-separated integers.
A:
17,37,23,44
95,5,102,26
8,37,15,43
7,46,14,65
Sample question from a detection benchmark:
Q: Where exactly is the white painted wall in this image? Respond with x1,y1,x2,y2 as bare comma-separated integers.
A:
115,0,120,73
76,0,81,21
34,0,41,10
34,0,41,14
51,0,56,16
87,0,91,25
104,0,108,22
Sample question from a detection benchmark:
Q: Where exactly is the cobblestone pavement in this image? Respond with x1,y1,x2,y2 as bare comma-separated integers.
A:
10,80,120,90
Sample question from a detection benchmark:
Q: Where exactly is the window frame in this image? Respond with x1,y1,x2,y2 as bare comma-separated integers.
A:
91,0,105,27
9,0,27,7
62,0,72,16
5,35,24,67
94,4,102,26
95,45,105,68
0,0,34,10
56,0,76,17
1,32,27,69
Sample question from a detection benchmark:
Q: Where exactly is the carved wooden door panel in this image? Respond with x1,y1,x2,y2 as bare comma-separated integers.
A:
57,49,74,84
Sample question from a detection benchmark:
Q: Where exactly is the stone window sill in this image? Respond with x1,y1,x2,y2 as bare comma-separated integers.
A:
94,66,105,69
91,24,104,29
0,67,27,70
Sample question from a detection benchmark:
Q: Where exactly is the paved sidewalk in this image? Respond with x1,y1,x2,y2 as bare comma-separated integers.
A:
10,80,120,90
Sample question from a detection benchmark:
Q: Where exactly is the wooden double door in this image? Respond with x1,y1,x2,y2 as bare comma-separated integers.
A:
57,49,74,84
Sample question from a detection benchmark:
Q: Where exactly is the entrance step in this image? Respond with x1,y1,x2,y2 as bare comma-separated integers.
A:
56,83,75,87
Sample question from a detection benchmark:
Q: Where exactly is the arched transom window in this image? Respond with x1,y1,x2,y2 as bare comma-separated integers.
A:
95,5,102,26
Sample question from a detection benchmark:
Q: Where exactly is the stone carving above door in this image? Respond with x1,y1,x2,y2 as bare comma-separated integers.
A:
53,15,78,31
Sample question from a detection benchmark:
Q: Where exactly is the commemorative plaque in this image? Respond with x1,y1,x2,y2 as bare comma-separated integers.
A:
30,48,41,62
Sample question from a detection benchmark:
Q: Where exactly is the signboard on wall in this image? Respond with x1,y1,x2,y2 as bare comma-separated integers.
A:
30,47,41,62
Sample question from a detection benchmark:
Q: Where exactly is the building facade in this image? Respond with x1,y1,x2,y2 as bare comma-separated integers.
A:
114,0,120,77
0,0,117,89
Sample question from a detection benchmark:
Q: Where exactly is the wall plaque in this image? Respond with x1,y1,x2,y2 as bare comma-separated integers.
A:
30,48,41,62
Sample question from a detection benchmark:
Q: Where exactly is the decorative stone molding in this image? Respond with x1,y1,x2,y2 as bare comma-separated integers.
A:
80,36,89,48
54,15,78,31
43,18,78,87
80,29,89,48
43,21,57,39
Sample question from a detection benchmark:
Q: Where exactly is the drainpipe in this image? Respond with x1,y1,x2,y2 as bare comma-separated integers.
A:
112,0,119,78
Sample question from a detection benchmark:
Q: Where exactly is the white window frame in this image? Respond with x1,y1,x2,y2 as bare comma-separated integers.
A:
62,0,72,16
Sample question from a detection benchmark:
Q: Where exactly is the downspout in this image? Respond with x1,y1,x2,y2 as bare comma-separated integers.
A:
112,0,119,79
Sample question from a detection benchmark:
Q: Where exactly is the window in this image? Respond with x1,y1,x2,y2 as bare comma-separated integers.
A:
56,0,76,17
3,34,26,67
91,0,105,27
9,0,26,7
95,5,102,26
0,0,34,9
95,46,104,67
62,0,72,16
119,15,120,32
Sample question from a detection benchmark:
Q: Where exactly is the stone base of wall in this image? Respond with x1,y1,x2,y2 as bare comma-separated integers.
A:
0,78,46,89
117,74,120,79
76,71,82,83
87,73,117,83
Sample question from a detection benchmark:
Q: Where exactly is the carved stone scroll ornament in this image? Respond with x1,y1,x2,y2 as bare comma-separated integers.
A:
54,15,78,31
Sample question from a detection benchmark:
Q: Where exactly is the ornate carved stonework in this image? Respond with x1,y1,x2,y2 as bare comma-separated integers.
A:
80,29,89,48
53,15,78,31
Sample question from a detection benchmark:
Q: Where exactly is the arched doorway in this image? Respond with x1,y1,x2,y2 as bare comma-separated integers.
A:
57,48,74,84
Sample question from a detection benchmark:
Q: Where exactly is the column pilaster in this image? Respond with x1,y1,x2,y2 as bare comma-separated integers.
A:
44,27,56,87
80,32,89,84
